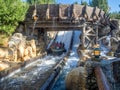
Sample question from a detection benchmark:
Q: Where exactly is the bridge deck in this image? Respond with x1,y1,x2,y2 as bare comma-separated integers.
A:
25,20,85,30
24,4,105,30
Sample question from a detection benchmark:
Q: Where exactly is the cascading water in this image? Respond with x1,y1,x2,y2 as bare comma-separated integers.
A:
52,31,81,90
47,17,56,49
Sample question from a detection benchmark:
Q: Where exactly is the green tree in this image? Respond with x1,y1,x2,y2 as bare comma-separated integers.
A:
110,12,120,19
91,0,109,12
74,1,78,4
81,0,88,5
0,0,28,35
26,0,56,4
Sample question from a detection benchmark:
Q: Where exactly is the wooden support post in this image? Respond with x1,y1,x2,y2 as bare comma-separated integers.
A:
81,23,86,48
46,5,50,20
96,24,98,44
44,30,47,49
59,6,62,19
94,66,111,90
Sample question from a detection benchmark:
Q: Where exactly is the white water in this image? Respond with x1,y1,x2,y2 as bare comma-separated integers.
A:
0,31,73,89
52,31,81,90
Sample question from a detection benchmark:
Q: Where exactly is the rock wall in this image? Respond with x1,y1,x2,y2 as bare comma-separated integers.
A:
8,33,37,62
65,61,98,90
0,32,44,62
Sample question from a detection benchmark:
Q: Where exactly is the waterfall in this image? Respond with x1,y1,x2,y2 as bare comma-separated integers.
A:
52,31,81,90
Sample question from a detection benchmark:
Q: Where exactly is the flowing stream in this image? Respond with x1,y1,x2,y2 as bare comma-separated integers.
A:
52,31,81,90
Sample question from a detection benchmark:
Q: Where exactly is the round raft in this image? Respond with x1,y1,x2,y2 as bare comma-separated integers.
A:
47,42,66,55
51,48,66,55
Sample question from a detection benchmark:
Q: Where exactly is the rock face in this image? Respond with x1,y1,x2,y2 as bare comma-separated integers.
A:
8,33,26,61
8,33,37,61
0,29,57,62
0,48,9,59
0,47,13,60
65,67,87,90
0,61,9,71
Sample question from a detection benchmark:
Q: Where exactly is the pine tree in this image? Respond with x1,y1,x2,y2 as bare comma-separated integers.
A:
91,0,109,12
81,0,88,5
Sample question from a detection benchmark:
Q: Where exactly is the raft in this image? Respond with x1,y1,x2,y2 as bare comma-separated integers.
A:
47,47,66,55
51,48,66,55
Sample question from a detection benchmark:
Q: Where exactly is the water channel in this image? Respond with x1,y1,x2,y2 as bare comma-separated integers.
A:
52,31,81,90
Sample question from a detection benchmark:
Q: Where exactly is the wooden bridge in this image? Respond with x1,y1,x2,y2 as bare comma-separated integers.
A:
24,4,105,30
23,4,117,49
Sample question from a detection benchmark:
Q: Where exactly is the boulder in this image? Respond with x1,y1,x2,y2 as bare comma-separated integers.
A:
26,39,36,57
17,40,26,61
28,39,36,53
65,67,87,90
23,55,30,61
0,47,14,61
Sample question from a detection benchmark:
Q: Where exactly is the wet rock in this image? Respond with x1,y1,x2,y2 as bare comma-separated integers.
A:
66,60,100,90
65,67,87,90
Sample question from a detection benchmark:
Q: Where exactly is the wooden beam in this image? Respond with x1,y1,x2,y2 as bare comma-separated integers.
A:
27,25,83,30
94,66,111,90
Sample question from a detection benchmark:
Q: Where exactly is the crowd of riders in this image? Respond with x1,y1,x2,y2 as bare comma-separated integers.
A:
50,42,65,49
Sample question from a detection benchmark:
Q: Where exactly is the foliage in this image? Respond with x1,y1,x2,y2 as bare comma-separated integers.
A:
81,0,88,5
0,0,28,35
90,0,109,12
74,1,78,4
110,12,120,19
26,0,56,4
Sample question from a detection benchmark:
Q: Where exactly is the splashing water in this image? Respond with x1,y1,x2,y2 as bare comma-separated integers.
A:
52,31,81,90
